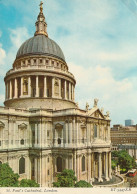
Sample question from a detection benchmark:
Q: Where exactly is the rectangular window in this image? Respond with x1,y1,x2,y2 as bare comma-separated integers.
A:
47,131,49,137
48,170,49,175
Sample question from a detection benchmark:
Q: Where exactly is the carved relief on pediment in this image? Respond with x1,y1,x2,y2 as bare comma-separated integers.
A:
91,110,104,119
18,123,27,130
55,123,63,131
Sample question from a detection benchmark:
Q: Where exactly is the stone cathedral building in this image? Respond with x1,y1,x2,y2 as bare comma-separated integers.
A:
0,2,112,187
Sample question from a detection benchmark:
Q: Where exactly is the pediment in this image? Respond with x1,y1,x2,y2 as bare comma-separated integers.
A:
88,108,105,119
55,123,63,130
0,121,5,128
18,123,27,129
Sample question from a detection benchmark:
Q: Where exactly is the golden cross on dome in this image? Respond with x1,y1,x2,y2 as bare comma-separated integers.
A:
39,1,43,13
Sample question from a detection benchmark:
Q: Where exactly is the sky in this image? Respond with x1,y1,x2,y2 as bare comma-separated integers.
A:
1,0,137,126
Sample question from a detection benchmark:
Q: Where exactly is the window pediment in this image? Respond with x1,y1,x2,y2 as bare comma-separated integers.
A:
55,123,63,130
18,123,27,130
0,121,5,128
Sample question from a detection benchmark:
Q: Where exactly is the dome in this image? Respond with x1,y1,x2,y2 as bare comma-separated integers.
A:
16,35,65,61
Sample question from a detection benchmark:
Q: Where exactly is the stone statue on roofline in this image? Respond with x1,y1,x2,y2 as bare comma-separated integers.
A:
93,98,99,108
86,102,89,111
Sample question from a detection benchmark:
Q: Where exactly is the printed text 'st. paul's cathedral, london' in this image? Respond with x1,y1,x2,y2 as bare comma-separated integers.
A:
0,2,111,187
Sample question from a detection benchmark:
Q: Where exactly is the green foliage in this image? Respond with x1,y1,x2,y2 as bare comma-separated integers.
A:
53,169,77,187
74,180,92,187
111,150,136,172
111,160,117,170
19,179,39,187
112,151,119,158
0,163,19,187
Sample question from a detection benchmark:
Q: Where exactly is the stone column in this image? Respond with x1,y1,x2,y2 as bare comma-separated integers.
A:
21,77,23,97
77,154,79,181
69,82,71,100
64,80,67,99
98,152,103,182
9,80,12,99
45,156,47,186
6,82,9,100
109,152,112,179
69,120,72,145
39,123,42,147
65,156,68,169
35,158,38,183
79,155,81,180
36,76,39,97
35,124,38,146
59,78,61,98
41,157,45,186
41,123,45,147
88,152,91,181
14,78,17,98
107,125,110,142
45,123,47,147
65,121,68,146
87,123,90,146
71,84,74,101
105,152,109,181
2,127,4,149
74,152,76,175
52,77,55,98
39,155,42,186
13,122,16,148
91,153,94,179
73,85,75,101
73,118,75,145
76,121,79,146
44,76,47,98
18,126,20,148
28,76,31,97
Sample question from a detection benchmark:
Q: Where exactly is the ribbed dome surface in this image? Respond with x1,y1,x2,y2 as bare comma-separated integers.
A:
16,35,65,61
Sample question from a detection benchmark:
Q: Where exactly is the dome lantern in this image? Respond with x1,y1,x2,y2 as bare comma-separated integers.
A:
35,1,48,37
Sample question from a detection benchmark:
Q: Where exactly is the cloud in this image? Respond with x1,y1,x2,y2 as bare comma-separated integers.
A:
0,47,6,66
9,27,29,50
68,62,136,125
0,27,30,106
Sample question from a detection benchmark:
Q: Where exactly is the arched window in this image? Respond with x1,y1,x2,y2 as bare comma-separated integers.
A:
82,156,85,172
20,139,24,145
58,138,61,144
94,125,97,138
19,157,25,174
57,157,62,172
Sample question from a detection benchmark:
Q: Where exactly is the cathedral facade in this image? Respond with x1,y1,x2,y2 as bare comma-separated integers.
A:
0,2,112,187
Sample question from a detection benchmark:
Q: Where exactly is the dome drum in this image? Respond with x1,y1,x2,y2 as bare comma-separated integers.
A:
4,73,76,109
4,98,76,110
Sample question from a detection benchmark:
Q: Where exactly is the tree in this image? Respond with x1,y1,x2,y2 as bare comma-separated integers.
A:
19,179,39,187
111,160,117,170
0,163,39,187
53,169,77,187
111,150,136,172
74,180,92,187
0,163,19,187
118,150,135,171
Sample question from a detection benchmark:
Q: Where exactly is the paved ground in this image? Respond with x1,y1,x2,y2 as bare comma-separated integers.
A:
93,175,122,185
126,174,137,187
